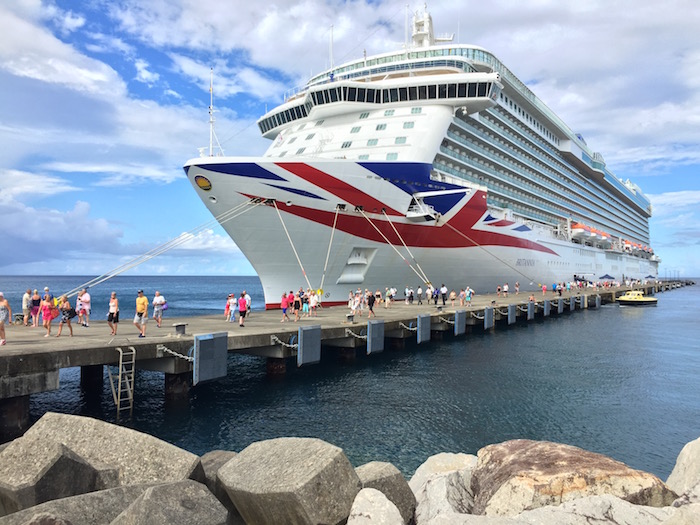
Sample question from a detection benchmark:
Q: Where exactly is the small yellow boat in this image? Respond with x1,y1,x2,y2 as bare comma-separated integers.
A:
617,290,658,306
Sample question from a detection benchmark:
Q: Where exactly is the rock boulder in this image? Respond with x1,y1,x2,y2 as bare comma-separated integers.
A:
0,485,156,525
356,461,416,524
218,437,361,525
0,435,115,516
23,412,202,486
347,488,404,525
470,439,677,516
667,436,700,496
109,480,228,525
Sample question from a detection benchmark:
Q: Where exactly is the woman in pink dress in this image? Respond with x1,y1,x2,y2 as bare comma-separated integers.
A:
40,295,54,337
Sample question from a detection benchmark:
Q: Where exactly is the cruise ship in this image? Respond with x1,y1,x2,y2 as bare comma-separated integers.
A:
184,7,658,308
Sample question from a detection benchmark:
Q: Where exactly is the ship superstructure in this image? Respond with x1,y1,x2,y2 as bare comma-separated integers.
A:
184,7,658,307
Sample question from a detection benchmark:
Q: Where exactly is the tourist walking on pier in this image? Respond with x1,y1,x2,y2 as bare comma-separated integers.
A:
152,291,166,328
30,289,41,327
107,292,119,335
0,292,11,345
417,285,423,305
503,282,509,298
22,289,31,326
244,290,252,318
367,290,376,318
133,290,148,338
238,293,247,327
79,288,91,327
440,284,448,305
41,294,55,337
55,296,75,337
280,292,290,322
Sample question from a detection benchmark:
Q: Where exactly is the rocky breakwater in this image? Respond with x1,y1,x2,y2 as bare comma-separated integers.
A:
0,413,697,524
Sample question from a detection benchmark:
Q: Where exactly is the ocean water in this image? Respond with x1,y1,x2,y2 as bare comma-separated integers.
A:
1,275,698,479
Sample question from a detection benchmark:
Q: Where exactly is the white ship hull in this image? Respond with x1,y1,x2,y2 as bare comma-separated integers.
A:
184,159,657,308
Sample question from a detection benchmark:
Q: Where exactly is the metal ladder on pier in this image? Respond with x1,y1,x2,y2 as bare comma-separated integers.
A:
108,347,136,420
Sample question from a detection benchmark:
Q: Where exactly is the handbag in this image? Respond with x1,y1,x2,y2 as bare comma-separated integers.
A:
50,308,60,319
162,303,168,311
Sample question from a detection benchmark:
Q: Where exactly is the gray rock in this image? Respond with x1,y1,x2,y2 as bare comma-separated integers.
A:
0,435,115,516
413,466,474,525
199,450,244,524
470,439,677,516
109,480,228,525
16,513,73,525
23,412,202,486
667,436,700,496
356,461,416,524
661,503,700,524
673,481,700,507
347,488,404,525
218,437,361,525
0,484,155,525
409,453,477,495
425,515,519,524
515,494,673,524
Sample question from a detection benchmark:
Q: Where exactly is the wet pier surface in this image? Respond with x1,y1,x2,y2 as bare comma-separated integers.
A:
0,282,687,440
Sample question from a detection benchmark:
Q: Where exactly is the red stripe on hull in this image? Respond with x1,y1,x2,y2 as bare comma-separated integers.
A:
275,190,556,255
276,162,403,216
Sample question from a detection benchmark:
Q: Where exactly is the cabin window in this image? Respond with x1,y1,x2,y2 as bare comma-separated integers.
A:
359,154,369,160
306,133,315,140
403,121,414,129
478,82,487,96
341,141,352,148
288,137,297,144
395,137,407,144
399,87,408,101
367,89,377,103
384,109,395,116
448,83,457,98
387,152,398,160
329,88,339,102
347,87,356,101
409,86,418,100
468,83,477,97
350,126,361,133
376,123,387,131
458,83,467,97
315,120,324,126
418,86,427,99
367,139,378,146
359,112,369,119
428,85,437,99
296,148,306,154
411,107,422,114
357,87,366,102
390,88,399,102
438,84,447,99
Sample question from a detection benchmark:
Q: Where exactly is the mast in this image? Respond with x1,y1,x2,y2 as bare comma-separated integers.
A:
209,68,214,157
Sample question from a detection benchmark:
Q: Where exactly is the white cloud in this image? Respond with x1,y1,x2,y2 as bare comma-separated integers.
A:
0,169,79,203
0,4,126,97
649,191,700,216
134,58,160,85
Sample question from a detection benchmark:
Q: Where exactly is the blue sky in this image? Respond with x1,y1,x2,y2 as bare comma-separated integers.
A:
1,0,699,278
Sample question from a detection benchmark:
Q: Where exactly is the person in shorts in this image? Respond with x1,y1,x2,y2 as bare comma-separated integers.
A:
107,292,119,336
133,290,148,338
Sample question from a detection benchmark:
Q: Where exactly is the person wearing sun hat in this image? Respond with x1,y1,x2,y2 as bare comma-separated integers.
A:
0,292,12,345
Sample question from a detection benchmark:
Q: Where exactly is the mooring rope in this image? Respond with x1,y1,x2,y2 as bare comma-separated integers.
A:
272,200,314,293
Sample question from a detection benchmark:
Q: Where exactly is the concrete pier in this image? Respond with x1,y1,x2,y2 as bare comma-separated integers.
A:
0,281,689,441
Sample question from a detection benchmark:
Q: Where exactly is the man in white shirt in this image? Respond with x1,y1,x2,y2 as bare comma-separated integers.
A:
79,288,91,327
244,290,252,317
22,289,31,326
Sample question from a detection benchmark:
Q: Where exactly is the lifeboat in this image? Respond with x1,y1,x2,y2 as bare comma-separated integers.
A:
571,223,588,241
597,231,612,249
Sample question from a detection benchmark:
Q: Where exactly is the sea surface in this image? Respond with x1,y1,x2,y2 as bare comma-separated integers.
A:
1,275,698,479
